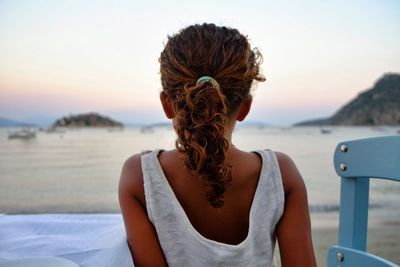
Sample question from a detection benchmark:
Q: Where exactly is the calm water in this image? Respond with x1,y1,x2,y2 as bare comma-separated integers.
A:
0,126,399,219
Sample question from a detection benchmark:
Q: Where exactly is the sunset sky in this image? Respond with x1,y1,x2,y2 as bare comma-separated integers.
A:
1,0,399,126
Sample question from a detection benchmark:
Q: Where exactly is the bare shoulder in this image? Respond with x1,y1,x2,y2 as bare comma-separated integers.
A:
274,151,305,195
273,151,317,266
119,153,146,206
118,151,168,266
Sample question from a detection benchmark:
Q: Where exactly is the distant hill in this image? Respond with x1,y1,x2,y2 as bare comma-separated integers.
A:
0,117,33,127
295,73,400,126
52,113,123,128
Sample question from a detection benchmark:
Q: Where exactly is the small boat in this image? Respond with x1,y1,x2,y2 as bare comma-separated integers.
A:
107,127,124,132
45,127,66,134
140,126,154,134
8,129,36,140
371,127,388,132
320,128,332,134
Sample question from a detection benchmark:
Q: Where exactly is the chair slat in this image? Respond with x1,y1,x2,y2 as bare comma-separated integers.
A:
334,136,400,181
327,246,398,267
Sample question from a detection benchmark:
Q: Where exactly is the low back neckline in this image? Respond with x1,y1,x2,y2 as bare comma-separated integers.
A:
150,149,268,249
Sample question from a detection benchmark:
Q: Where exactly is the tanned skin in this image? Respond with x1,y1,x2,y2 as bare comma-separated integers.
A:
118,94,317,266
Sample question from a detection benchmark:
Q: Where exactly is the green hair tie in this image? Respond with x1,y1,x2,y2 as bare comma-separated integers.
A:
196,76,220,89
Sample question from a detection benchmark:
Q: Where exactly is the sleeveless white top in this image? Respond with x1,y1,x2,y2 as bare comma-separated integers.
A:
142,149,285,267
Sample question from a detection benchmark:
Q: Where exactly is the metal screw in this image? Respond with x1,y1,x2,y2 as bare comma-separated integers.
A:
337,252,344,262
340,144,348,153
340,163,347,171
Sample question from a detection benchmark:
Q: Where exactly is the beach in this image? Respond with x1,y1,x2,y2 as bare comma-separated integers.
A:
309,213,400,266
1,126,399,265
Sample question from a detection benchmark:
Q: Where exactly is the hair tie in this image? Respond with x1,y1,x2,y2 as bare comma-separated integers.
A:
196,76,220,89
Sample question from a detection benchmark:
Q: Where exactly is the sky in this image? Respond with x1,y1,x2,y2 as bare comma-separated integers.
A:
0,0,399,126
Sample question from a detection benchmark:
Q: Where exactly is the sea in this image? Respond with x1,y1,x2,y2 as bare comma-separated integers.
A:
1,126,400,222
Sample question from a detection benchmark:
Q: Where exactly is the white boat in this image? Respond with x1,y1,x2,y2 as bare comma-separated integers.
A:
8,129,36,140
107,127,124,132
45,127,66,134
140,126,154,134
320,128,332,134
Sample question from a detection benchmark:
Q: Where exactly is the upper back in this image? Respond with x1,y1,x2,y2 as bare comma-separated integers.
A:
140,148,284,266
157,148,263,245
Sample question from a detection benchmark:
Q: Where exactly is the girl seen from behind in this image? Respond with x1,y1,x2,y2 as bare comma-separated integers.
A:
119,23,317,267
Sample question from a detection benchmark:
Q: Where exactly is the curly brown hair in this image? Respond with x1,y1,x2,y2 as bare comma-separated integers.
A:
159,23,265,208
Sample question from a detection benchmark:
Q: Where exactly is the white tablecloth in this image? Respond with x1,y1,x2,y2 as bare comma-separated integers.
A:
0,214,134,267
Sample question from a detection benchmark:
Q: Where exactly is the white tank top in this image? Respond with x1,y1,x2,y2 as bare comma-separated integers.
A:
142,149,284,266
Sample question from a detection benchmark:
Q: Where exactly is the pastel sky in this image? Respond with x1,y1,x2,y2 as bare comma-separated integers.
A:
1,0,399,126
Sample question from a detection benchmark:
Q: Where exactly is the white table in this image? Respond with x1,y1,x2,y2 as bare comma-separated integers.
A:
0,214,133,267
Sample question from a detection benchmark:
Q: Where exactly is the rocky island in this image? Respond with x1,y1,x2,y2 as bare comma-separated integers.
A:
52,113,123,128
295,73,400,126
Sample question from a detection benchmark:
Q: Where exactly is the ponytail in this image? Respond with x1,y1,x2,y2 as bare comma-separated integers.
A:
159,23,265,208
174,79,232,208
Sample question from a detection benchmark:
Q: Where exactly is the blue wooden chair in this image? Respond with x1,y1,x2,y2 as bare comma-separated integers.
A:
327,136,400,267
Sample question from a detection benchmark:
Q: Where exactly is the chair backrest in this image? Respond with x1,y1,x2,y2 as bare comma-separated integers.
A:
327,136,400,267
